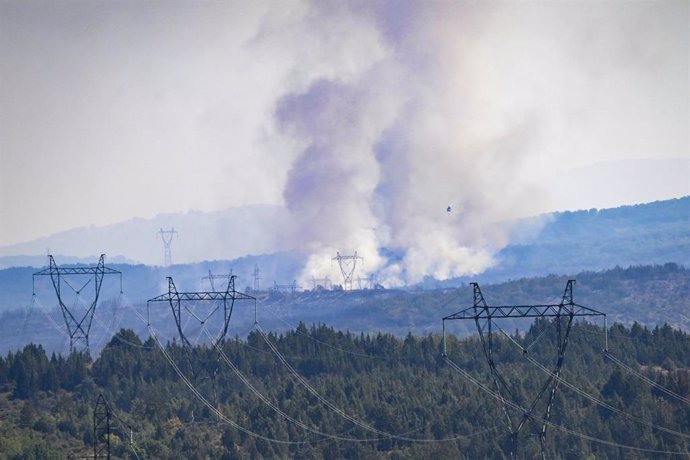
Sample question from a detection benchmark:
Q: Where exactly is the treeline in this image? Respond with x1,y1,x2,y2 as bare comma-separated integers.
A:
0,322,689,459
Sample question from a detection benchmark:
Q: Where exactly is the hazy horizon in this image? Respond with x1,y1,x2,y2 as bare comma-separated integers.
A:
2,1,688,283
1,193,686,269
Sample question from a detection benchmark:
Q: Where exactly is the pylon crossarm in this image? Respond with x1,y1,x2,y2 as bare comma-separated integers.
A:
147,276,256,347
147,291,256,303
33,254,121,275
443,303,605,321
33,267,121,276
202,270,235,291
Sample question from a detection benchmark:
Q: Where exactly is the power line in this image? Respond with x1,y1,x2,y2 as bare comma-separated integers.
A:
444,356,690,456
209,329,379,443
604,351,690,405
255,322,490,443
490,322,690,441
147,325,330,446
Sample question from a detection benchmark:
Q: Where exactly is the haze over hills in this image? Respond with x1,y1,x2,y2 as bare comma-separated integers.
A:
0,197,688,355
1,197,688,273
0,204,292,268
1,263,687,356
0,197,687,308
475,196,690,284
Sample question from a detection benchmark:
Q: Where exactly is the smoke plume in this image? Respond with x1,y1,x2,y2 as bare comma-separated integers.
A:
1,1,685,271
259,0,687,286
264,2,543,285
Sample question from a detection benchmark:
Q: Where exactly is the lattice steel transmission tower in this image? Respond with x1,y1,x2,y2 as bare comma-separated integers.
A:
253,264,261,291
202,269,233,291
271,280,298,293
441,280,607,459
93,394,111,459
32,255,122,351
157,227,177,266
311,276,332,290
356,275,376,290
147,275,256,347
332,251,363,290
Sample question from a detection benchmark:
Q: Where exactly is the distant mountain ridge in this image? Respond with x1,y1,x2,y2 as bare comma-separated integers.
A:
0,197,687,300
0,196,687,354
0,204,292,268
485,196,689,281
1,197,687,275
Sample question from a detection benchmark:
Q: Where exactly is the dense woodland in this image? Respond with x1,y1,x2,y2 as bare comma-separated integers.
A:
0,321,688,459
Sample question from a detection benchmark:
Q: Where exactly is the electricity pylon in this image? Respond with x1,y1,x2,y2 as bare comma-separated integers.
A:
202,269,233,291
311,276,332,290
272,280,298,293
442,280,607,459
332,251,363,291
94,394,111,459
32,254,122,351
147,275,256,347
157,227,177,266
253,264,261,291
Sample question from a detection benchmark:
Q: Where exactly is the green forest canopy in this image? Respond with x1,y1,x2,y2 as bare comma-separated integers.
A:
0,321,689,459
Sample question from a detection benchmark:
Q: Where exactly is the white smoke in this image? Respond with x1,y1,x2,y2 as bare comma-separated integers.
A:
257,0,687,287
260,2,550,286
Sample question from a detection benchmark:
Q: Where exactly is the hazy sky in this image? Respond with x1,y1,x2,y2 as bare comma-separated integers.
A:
1,1,688,280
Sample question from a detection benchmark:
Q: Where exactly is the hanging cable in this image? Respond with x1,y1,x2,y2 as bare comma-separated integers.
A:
525,320,558,352
255,322,489,443
23,294,36,333
18,293,70,355
62,276,92,294
492,322,690,440
530,353,690,440
148,324,330,446
443,355,690,456
213,323,497,443
604,351,690,405
32,295,71,340
209,329,382,443
108,411,144,460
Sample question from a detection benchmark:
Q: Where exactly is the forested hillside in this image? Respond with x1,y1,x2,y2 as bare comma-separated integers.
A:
2,263,687,355
481,197,690,281
0,323,688,459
